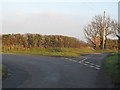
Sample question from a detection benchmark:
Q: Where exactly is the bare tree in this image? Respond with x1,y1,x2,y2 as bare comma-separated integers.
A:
84,15,118,49
84,15,103,49
111,20,119,37
111,20,120,51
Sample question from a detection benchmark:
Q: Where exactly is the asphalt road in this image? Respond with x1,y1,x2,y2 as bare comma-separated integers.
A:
2,53,113,88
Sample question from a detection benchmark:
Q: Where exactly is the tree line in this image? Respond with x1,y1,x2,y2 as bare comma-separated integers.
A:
2,34,89,51
2,33,118,52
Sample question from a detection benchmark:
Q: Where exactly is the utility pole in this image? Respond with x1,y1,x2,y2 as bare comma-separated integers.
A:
103,11,105,50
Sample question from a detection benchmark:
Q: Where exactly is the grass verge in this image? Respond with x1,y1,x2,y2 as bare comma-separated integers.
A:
104,52,120,88
3,48,95,57
0,64,8,80
3,48,118,57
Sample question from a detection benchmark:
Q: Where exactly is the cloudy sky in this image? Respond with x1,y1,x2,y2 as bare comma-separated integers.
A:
1,0,118,40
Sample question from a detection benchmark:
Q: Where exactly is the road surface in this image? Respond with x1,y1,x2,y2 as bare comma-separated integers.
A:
2,53,113,88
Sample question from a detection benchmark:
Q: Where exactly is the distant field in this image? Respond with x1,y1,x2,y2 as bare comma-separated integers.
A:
2,47,118,57
104,52,120,88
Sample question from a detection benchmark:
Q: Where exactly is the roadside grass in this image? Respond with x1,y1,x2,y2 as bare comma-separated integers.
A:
3,48,95,57
95,49,118,53
0,64,1,80
0,64,8,79
104,52,120,87
3,48,118,57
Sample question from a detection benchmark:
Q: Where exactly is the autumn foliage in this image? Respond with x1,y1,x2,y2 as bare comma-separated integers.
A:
2,33,89,51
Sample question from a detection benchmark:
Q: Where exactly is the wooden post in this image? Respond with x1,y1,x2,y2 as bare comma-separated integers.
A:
103,11,106,49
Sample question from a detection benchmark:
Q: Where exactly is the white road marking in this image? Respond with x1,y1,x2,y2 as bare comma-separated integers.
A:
95,65,101,67
63,57,101,70
78,61,82,63
84,63,88,66
81,58,87,61
84,61,89,63
73,60,77,62
72,60,77,62
95,67,100,70
90,66,94,67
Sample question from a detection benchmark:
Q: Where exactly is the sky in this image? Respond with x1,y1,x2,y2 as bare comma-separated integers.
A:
0,0,119,40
